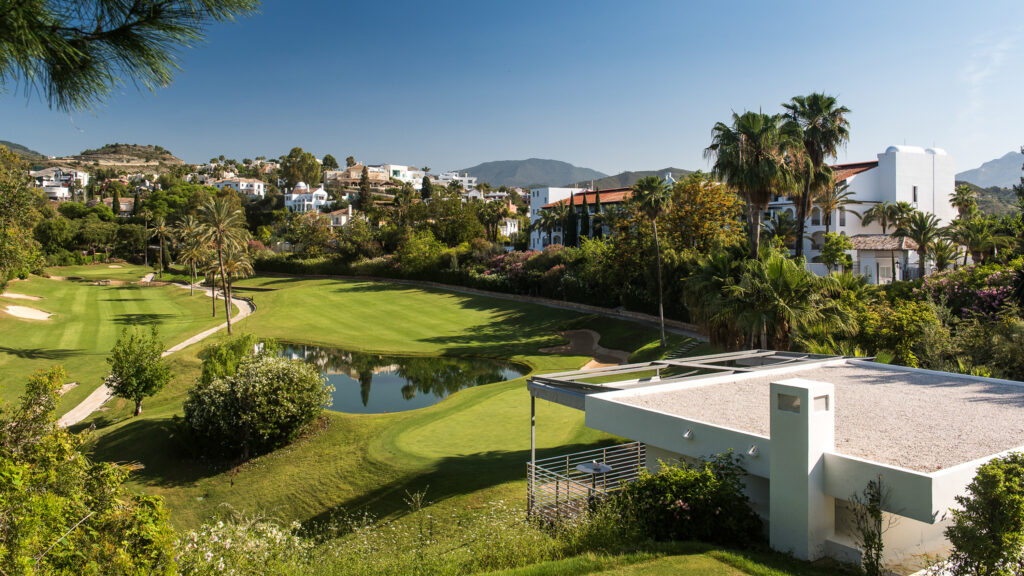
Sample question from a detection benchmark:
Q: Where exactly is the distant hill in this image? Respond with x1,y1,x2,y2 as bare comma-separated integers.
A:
0,140,46,160
460,158,606,188
956,150,1023,189
71,143,183,165
956,180,1019,216
579,167,693,190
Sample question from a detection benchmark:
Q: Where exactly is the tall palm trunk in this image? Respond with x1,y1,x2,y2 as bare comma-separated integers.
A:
918,249,927,279
216,240,232,334
749,205,763,259
189,263,195,296
653,220,665,347
795,174,811,258
158,235,164,278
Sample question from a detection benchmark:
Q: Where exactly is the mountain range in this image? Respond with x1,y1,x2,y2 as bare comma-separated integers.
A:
459,158,607,188
585,168,693,190
0,140,46,160
956,150,1023,189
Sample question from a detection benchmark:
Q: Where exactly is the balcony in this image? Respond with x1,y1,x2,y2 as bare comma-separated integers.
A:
526,441,645,523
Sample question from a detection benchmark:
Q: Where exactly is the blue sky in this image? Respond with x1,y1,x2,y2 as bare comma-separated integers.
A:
3,0,1023,175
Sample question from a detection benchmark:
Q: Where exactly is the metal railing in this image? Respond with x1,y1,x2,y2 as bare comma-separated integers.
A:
527,442,645,524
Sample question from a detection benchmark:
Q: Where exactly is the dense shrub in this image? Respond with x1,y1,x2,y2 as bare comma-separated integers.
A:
944,452,1024,575
606,452,763,547
198,333,279,384
920,263,1019,317
395,229,446,276
856,299,940,367
183,355,333,459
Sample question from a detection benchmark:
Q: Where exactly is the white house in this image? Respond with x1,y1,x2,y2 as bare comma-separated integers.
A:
327,205,355,227
30,167,89,201
435,171,478,191
211,177,266,199
767,145,956,283
498,217,520,239
527,187,585,250
284,182,331,213
528,352,1024,571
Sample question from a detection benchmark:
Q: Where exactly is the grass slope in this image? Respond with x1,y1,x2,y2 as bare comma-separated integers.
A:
86,276,689,528
0,268,230,412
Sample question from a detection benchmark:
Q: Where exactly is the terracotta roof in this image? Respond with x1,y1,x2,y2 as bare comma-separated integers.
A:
831,161,878,182
543,188,632,208
849,234,918,251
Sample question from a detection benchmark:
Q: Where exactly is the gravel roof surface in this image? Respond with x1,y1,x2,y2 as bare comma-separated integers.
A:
616,363,1024,472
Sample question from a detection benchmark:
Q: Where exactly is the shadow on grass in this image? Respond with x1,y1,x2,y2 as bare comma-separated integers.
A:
305,440,620,528
89,417,235,486
113,313,175,326
0,345,86,360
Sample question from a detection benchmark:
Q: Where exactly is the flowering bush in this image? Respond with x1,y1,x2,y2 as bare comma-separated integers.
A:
920,263,1017,317
183,355,333,459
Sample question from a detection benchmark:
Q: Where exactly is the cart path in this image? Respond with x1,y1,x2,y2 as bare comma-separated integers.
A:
58,284,254,427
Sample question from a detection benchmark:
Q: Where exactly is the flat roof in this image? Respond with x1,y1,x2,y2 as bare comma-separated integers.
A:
613,361,1024,473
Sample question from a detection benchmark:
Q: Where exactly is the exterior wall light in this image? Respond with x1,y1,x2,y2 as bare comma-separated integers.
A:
682,429,693,439
747,445,759,457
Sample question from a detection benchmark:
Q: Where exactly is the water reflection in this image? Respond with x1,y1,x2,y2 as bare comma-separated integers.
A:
279,343,529,414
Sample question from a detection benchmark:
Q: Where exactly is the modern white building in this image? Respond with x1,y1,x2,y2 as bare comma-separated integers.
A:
284,182,331,213
211,177,266,199
435,171,478,191
498,217,520,239
767,145,956,282
528,352,1024,571
30,167,89,201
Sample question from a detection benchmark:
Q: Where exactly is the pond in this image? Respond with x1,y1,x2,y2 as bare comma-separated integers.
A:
279,343,529,414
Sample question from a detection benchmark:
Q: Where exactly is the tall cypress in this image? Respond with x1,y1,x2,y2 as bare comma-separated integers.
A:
565,192,578,247
593,190,602,239
580,193,591,240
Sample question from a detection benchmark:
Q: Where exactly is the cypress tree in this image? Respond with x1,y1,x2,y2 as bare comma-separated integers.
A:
593,190,602,239
580,193,591,240
565,192,578,247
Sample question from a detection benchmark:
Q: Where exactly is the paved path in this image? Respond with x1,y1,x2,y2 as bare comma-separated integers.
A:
58,284,254,427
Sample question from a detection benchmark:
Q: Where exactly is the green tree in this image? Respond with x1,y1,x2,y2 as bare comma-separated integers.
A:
420,175,434,201
950,184,979,219
106,327,171,416
816,181,860,235
295,211,333,256
199,197,249,333
346,155,356,168
782,93,851,259
632,175,673,346
0,0,257,112
944,452,1024,576
174,214,204,295
0,366,176,574
149,215,174,276
280,146,322,189
564,192,579,247
322,153,339,170
820,232,853,273
358,166,373,211
894,211,942,279
705,111,802,259
580,193,591,240
220,242,253,310
763,211,798,250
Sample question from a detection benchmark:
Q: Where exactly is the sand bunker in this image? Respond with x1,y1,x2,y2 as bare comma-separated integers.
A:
1,292,41,301
540,329,630,366
108,265,123,268
4,305,52,320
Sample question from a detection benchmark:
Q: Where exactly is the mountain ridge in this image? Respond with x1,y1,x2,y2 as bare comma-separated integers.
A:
459,158,606,188
956,150,1023,189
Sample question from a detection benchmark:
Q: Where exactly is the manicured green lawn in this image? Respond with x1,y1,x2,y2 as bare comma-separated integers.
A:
86,276,690,528
0,273,231,412
44,262,154,282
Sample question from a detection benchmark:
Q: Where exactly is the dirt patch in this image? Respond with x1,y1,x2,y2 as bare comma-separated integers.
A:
540,329,630,365
4,305,52,320
59,382,78,396
1,292,42,301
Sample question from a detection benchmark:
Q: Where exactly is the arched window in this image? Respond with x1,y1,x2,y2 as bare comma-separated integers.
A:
811,208,821,226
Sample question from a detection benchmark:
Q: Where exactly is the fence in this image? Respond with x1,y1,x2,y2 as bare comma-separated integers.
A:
527,442,645,524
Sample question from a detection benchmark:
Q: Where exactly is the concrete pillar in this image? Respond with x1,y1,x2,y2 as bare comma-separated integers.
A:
769,378,836,560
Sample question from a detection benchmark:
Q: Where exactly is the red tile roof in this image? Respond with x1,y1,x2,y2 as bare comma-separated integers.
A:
542,188,632,208
831,161,878,183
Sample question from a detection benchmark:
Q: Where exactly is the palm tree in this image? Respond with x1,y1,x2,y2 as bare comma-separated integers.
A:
705,111,802,259
815,181,860,235
949,217,1013,264
149,216,174,278
930,239,958,272
220,243,253,313
632,175,673,346
893,211,942,279
782,93,851,259
949,184,978,219
859,201,895,234
724,252,850,350
550,203,571,245
199,197,249,334
174,215,203,295
763,211,799,250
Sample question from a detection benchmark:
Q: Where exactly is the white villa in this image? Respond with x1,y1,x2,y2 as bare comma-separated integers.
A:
210,177,266,199
327,205,355,228
527,187,585,250
30,167,90,201
284,182,331,213
528,352,1024,571
768,145,957,283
